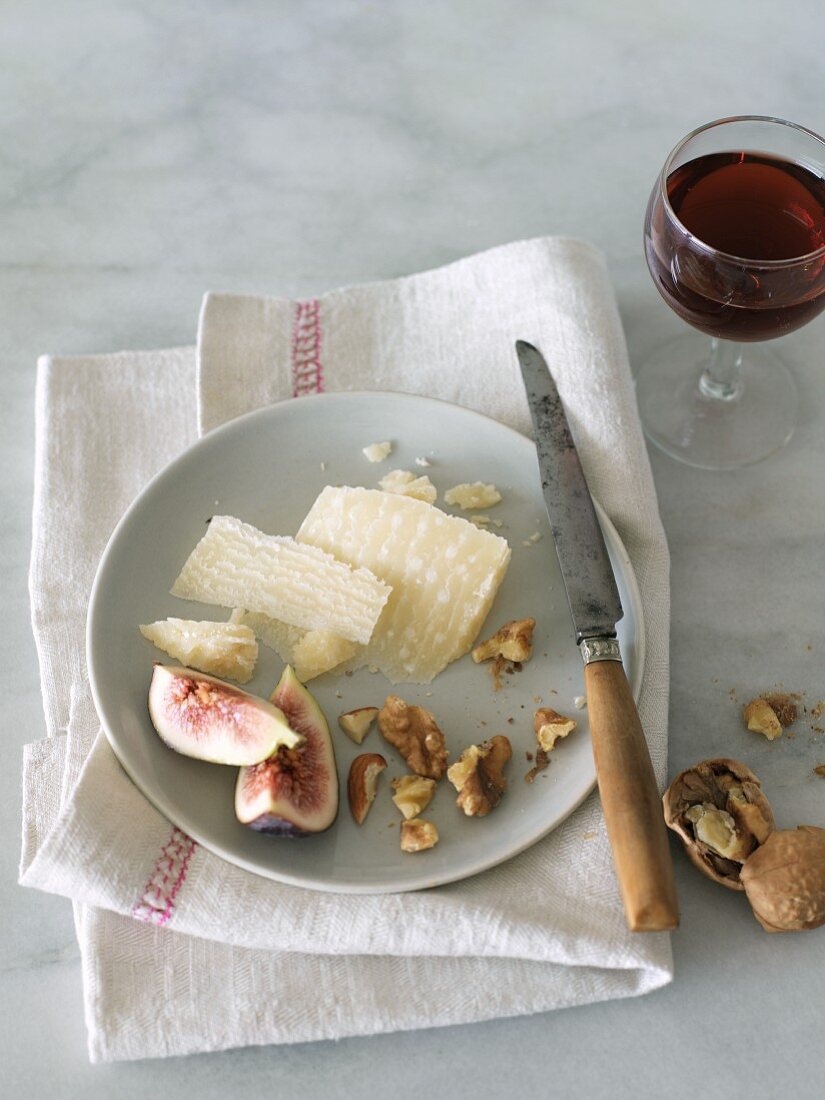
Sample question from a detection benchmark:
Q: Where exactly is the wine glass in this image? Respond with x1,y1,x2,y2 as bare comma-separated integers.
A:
636,116,825,469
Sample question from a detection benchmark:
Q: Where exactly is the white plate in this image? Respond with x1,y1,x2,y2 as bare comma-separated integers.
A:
87,392,644,894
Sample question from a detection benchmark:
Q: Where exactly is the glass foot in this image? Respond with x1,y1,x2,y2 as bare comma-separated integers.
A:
634,335,798,470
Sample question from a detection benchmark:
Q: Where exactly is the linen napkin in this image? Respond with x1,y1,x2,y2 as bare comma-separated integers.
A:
21,237,673,1063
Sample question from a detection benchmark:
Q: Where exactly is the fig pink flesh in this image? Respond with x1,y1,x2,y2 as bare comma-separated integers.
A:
148,665,298,766
235,666,338,834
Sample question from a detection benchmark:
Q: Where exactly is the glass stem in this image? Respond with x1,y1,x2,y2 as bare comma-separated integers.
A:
699,338,744,402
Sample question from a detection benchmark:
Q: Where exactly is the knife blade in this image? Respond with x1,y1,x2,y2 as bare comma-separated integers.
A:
516,340,678,933
516,339,623,645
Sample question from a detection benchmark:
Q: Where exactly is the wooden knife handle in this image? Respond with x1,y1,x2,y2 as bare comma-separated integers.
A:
584,659,679,932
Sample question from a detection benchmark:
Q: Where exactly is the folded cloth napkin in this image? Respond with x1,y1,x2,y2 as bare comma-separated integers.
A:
21,237,673,1063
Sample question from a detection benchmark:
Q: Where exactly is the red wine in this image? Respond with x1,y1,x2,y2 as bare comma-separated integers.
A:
645,151,825,340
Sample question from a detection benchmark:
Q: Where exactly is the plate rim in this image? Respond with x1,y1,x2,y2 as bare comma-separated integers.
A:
87,390,646,893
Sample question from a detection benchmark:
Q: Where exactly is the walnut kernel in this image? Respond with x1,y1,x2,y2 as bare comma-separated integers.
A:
472,618,535,664
378,696,448,780
447,735,512,816
400,818,439,853
533,707,577,753
391,775,436,820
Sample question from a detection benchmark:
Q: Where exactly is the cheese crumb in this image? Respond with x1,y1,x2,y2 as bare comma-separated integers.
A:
378,469,437,504
471,514,491,528
444,482,502,510
522,531,542,547
320,461,327,472
414,456,432,468
363,441,393,463
573,695,587,710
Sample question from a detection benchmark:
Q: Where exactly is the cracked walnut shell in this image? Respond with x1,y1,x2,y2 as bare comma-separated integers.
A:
663,758,775,890
378,696,448,780
447,735,512,816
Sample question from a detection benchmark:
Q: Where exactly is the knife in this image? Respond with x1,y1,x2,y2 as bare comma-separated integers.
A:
517,340,678,933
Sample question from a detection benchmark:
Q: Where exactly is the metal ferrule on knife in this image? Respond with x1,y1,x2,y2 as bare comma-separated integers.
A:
579,637,623,664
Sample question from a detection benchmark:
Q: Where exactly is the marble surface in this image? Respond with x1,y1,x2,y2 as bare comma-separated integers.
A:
3,0,824,1094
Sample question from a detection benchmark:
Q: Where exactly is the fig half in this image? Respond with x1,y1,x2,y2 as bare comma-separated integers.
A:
235,665,339,836
148,664,302,766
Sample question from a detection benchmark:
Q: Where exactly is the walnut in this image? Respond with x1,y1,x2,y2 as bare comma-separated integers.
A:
391,775,436,820
472,618,535,665
739,826,825,932
663,758,775,890
533,707,577,753
378,696,448,780
400,818,439,852
447,735,512,816
742,693,798,740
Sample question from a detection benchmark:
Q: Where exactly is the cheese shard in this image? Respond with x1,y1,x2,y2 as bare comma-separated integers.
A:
170,515,390,644
378,469,438,504
362,441,392,463
139,618,258,683
444,482,502,509
232,609,303,665
292,630,358,683
232,610,358,683
297,487,511,683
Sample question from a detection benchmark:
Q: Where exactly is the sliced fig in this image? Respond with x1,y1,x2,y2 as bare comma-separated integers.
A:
148,664,302,766
235,665,339,836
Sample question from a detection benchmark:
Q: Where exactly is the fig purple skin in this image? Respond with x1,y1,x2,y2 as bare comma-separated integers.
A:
147,664,301,766
235,665,339,836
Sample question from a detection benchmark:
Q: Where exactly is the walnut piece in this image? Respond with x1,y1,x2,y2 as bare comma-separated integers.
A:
378,696,448,779
400,818,439,852
447,735,512,816
742,698,783,740
742,693,798,740
533,707,577,753
391,775,436,820
472,618,535,664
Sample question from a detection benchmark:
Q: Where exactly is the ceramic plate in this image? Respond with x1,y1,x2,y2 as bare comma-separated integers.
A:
87,392,644,893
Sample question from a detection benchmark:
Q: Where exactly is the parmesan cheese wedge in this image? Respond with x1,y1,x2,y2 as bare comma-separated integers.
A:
297,487,511,683
170,515,390,644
